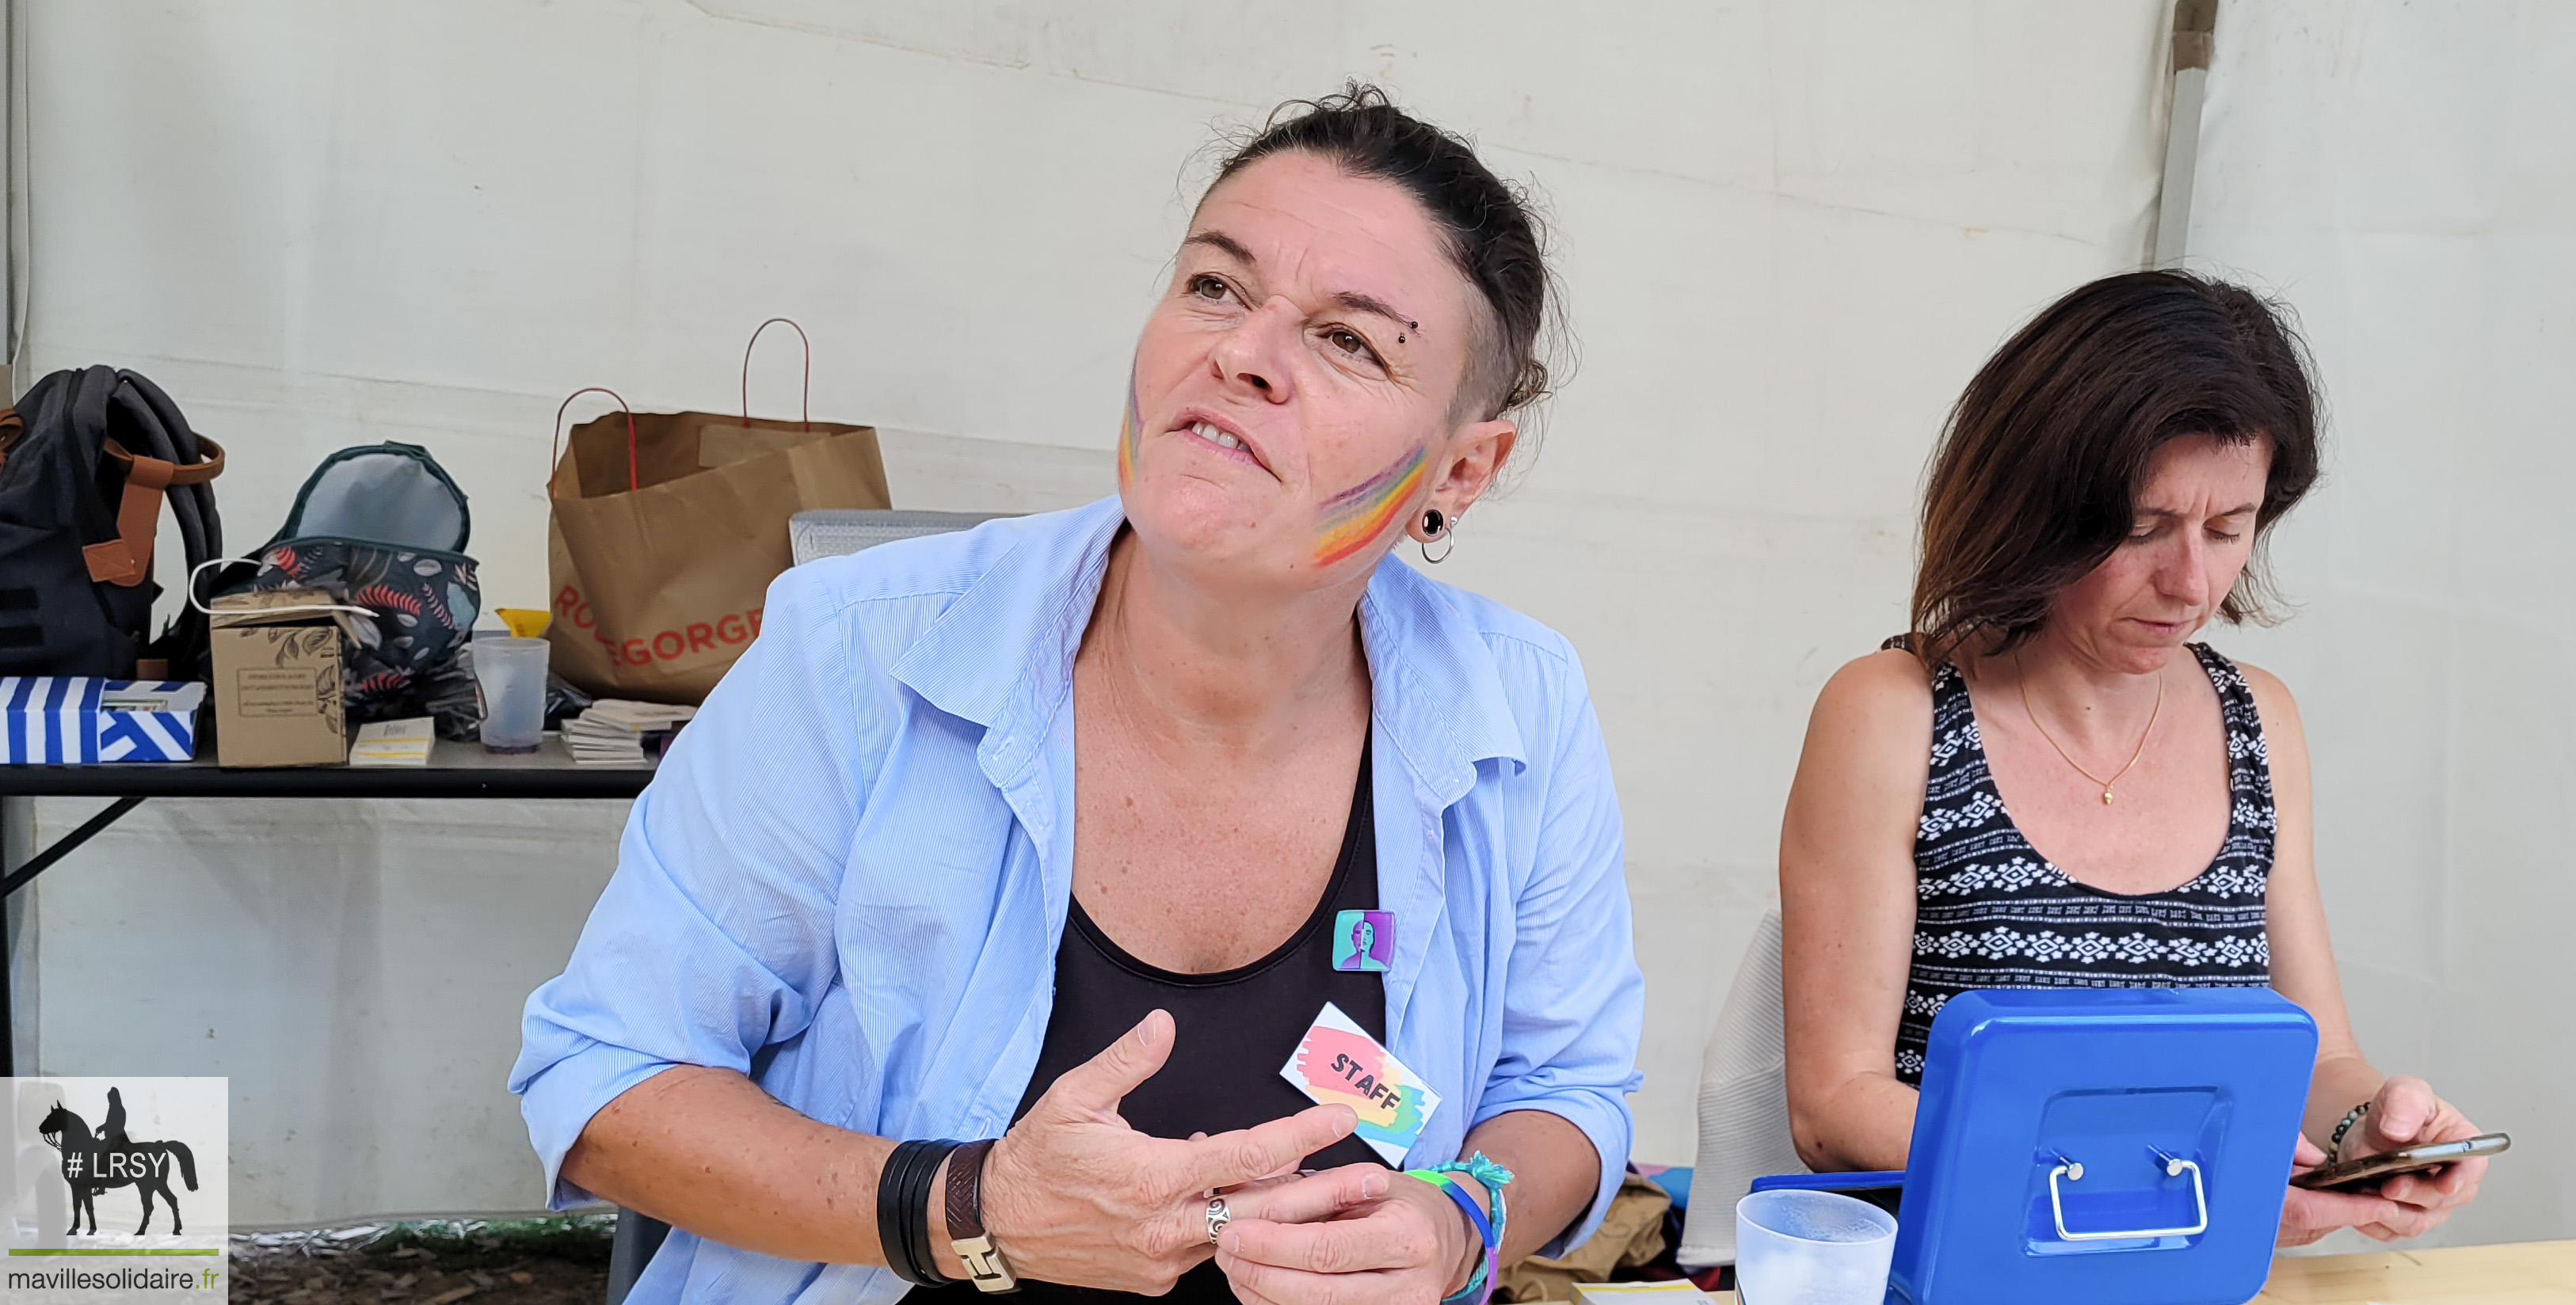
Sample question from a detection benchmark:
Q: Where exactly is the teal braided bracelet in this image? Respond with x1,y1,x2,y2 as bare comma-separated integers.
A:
1419,1153,1513,1305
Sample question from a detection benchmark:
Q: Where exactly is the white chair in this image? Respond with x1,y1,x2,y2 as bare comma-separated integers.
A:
1675,907,1808,1268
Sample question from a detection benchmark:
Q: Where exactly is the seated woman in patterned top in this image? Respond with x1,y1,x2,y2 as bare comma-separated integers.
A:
1778,271,2487,1246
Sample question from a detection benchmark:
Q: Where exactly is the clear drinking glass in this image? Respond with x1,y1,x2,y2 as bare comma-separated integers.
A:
473,635,550,754
1734,1189,1897,1305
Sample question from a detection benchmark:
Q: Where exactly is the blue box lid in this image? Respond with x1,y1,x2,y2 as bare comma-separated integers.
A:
1892,987,2316,1305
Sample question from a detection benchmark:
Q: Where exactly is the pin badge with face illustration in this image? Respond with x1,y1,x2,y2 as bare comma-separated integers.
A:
1333,909,1394,972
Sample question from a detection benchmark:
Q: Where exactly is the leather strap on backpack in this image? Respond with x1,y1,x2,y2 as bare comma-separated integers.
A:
82,435,225,587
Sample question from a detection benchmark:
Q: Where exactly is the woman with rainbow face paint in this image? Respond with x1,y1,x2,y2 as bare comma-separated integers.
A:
516,84,1641,1305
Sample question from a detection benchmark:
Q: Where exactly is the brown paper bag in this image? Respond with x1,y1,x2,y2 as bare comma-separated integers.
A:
548,406,889,704
1492,1172,1673,1302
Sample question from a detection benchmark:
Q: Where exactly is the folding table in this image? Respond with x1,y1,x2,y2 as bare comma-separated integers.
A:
0,738,654,1075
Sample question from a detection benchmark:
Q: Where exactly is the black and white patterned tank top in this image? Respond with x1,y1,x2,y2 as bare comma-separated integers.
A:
1892,641,2276,1086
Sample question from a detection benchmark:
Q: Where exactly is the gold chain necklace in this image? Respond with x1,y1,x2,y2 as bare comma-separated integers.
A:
2014,650,2163,805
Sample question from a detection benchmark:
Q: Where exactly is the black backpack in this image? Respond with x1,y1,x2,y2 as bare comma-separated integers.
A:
0,366,224,678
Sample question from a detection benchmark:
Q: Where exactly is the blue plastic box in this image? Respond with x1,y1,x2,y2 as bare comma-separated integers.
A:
1896,987,2316,1303
1758,987,2316,1305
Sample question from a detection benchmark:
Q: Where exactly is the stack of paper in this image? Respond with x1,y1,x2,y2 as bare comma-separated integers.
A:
561,699,695,766
349,717,436,767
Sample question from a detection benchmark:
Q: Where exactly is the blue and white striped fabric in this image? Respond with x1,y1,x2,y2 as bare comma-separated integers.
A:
0,677,203,763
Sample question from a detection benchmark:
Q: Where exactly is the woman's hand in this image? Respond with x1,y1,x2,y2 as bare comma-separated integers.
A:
2278,1075,2489,1247
2280,1134,2408,1246
2333,1075,2490,1232
977,1011,1359,1293
1214,1170,1482,1305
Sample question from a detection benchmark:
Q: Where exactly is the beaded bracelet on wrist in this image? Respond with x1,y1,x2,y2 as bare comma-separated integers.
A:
2326,1101,2373,1163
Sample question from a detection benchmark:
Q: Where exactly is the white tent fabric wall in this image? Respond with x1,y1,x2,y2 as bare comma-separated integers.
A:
2183,1,2576,1250
19,0,2178,1224
16,797,631,1225
25,2,2558,1245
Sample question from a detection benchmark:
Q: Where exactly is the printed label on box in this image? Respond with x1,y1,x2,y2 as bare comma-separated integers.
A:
234,668,321,717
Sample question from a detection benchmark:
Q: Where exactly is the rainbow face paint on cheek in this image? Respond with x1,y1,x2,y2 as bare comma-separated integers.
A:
1115,366,1142,488
1311,445,1428,568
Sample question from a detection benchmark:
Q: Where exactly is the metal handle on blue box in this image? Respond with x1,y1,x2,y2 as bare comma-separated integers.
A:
2047,1155,2208,1242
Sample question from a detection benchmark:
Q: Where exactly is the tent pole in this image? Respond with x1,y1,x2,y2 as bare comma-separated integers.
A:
2152,0,2217,269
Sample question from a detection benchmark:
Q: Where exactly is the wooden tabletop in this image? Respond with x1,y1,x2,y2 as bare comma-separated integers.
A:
1696,1239,2576,1304
2254,1239,2576,1304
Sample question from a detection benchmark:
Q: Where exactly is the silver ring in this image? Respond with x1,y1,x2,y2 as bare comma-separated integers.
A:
1205,1196,1231,1245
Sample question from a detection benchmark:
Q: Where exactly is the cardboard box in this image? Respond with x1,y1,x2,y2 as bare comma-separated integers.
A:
0,677,205,763
210,590,347,767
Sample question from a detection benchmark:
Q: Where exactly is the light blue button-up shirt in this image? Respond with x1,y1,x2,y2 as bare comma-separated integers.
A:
512,497,1644,1305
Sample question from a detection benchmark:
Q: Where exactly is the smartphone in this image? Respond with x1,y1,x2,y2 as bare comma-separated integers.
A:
2290,1132,2510,1191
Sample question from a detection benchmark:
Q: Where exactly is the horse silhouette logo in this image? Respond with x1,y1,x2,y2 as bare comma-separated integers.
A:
35,1086,200,1236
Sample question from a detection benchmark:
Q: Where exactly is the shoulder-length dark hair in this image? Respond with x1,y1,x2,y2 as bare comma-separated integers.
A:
1908,270,2323,668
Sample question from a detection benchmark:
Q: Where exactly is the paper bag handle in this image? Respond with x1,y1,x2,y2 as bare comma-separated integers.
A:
743,317,812,433
554,386,638,496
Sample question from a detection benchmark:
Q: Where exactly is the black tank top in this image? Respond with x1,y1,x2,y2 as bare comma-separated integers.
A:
1891,641,2276,1086
905,739,1385,1303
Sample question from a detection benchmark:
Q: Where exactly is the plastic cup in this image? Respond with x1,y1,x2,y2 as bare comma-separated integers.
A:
1734,1189,1897,1305
473,636,549,755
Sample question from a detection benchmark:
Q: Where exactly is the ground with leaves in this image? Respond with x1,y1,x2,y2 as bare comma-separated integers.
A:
231,1217,614,1305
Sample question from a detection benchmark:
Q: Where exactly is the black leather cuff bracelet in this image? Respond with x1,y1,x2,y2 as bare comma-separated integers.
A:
878,1138,962,1287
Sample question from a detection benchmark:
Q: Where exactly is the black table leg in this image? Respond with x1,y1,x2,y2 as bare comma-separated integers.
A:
607,1208,671,1305
2,796,146,898
0,795,149,1076
1,850,10,1079
2,797,15,1078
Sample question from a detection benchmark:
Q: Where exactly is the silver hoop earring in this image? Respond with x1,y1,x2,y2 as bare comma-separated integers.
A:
1419,508,1455,565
